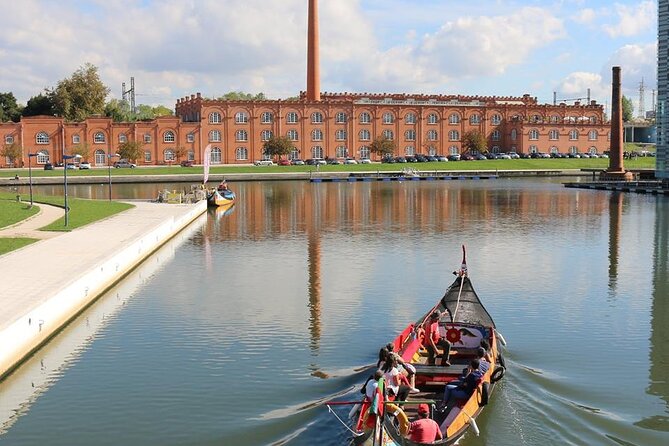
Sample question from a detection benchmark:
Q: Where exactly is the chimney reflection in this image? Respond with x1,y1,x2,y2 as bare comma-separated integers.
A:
607,193,623,293
307,232,321,354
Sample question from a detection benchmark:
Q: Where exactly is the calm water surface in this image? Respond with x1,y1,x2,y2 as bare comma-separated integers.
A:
0,179,667,446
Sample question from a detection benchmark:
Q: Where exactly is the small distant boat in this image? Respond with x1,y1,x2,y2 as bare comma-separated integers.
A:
207,187,236,207
327,246,506,445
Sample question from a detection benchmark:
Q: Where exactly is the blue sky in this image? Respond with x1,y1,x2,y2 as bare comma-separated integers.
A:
0,0,658,115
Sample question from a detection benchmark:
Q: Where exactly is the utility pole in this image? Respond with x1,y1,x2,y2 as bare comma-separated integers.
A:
121,77,136,114
638,78,646,119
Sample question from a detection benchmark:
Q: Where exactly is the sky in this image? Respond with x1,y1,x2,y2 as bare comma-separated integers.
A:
0,0,659,116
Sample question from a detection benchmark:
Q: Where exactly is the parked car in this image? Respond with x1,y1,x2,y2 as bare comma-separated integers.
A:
253,159,274,166
461,154,475,161
519,152,532,159
43,162,54,170
474,154,487,160
277,159,292,166
508,152,520,159
78,162,91,169
359,158,372,164
114,160,137,168
436,155,449,162
66,163,77,170
447,154,461,161
326,158,342,165
381,156,396,163
589,153,599,158
180,160,194,167
405,155,417,163
344,158,358,164
291,159,305,165
580,153,590,159
394,156,407,163
425,155,438,162
415,155,428,162
305,158,326,165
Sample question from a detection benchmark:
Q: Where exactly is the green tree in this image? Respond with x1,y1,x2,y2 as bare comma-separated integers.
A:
50,63,110,122
23,94,55,117
104,99,133,122
369,135,396,158
69,143,91,162
1,142,23,166
152,105,173,117
622,96,634,122
262,136,294,159
217,91,266,101
462,130,487,153
0,92,23,122
117,140,143,162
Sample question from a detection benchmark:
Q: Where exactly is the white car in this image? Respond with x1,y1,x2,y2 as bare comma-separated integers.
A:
254,160,274,166
359,158,372,164
79,162,91,169
344,158,358,164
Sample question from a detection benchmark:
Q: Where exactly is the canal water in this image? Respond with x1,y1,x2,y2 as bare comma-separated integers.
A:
0,178,667,446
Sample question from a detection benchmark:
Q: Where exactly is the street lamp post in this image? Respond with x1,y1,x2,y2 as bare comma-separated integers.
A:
107,153,120,201
27,153,38,207
63,154,82,227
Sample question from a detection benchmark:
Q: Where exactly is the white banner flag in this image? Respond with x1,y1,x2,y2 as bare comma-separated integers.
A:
203,144,212,185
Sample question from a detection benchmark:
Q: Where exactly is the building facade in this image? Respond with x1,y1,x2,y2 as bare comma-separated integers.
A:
658,0,668,181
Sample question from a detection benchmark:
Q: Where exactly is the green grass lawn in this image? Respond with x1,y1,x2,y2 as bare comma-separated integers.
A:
0,157,657,177
0,237,39,255
0,199,40,229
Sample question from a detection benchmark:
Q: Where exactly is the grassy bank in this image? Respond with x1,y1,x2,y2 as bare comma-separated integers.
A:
0,199,40,229
0,237,39,255
0,157,657,178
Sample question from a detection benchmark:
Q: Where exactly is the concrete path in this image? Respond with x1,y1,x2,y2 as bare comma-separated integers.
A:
0,203,64,239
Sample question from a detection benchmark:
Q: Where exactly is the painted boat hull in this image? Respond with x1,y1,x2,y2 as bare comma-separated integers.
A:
207,189,236,207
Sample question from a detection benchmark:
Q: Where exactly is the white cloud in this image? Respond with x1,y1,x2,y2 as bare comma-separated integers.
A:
602,1,656,38
572,8,597,25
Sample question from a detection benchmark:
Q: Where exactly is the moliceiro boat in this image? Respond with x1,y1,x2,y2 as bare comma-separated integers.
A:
207,179,236,207
328,247,506,445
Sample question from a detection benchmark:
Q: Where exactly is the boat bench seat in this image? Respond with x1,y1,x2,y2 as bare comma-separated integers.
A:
413,364,466,375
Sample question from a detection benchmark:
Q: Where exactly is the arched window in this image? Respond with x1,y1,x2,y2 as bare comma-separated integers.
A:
448,130,460,141
529,145,538,153
382,112,394,124
119,133,127,143
569,130,579,140
261,130,273,141
589,116,597,124
469,114,481,125
235,147,248,161
286,112,299,124
588,130,598,141
335,112,347,123
287,129,299,141
335,129,347,141
210,130,221,142
72,134,80,144
36,132,49,144
359,129,371,141
405,130,416,141
37,150,49,164
311,146,323,159
164,149,175,162
530,114,542,123
94,149,106,165
549,130,559,140
236,130,248,142
491,130,501,141
235,112,248,124
427,113,438,124
550,146,559,154
449,113,460,124
360,146,370,159
289,149,299,160
491,146,501,154
144,151,151,162
211,147,222,164
405,113,416,124
448,145,459,155
382,129,394,140
550,115,560,123
209,112,221,124
311,112,323,123
511,129,517,141
335,146,347,158
426,145,437,156
405,146,415,156
94,132,105,143
144,133,152,143
187,151,194,161
163,131,175,143
569,146,578,154
359,112,371,124
260,112,273,124
4,135,14,144
312,129,323,141
427,130,438,141
589,146,597,154
529,129,539,140
491,114,501,125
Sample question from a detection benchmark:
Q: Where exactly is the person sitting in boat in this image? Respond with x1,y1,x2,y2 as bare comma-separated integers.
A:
217,179,229,191
442,359,483,405
479,339,493,363
378,343,418,391
476,346,490,374
382,356,412,403
363,370,385,401
421,312,451,367
406,404,443,443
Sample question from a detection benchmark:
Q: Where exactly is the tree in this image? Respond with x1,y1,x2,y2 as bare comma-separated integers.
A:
117,140,143,162
262,136,294,159
23,94,55,117
50,63,110,122
622,96,634,122
69,143,91,162
0,92,22,122
104,99,133,122
1,142,22,166
174,146,188,162
369,135,396,158
462,130,487,153
217,91,266,101
152,105,173,117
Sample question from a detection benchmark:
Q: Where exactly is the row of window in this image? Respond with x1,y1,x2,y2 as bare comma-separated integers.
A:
21,131,196,145
528,129,603,141
207,110,602,126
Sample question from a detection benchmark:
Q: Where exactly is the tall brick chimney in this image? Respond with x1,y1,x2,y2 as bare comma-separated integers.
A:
306,0,320,101
602,66,633,181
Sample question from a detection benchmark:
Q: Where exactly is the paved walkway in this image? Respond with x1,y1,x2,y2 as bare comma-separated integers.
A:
0,203,64,239
0,201,204,333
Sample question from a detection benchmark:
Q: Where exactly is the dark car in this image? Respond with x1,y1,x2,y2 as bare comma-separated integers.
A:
461,154,475,161
520,152,531,159
447,154,461,161
43,162,54,170
180,160,194,167
425,155,438,162
395,156,407,163
405,155,417,163
474,154,487,160
381,156,396,164
415,154,428,162
326,158,341,165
